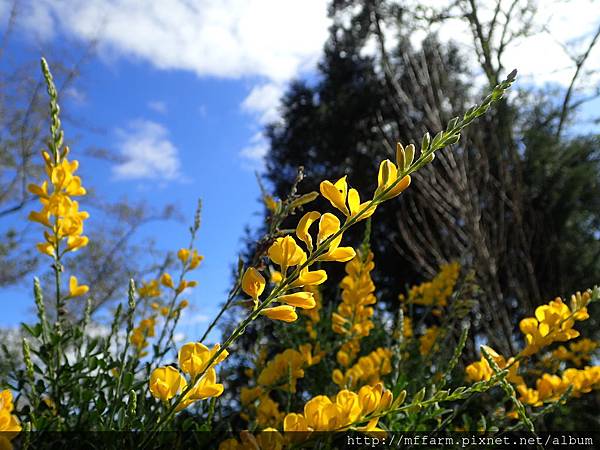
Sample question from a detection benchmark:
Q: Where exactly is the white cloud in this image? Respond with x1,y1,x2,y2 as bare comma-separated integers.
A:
112,119,182,181
13,0,331,168
240,132,269,170
148,100,167,114
16,0,330,82
242,82,285,124
64,86,87,105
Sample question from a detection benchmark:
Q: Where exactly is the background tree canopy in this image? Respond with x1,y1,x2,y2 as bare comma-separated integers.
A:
230,0,600,364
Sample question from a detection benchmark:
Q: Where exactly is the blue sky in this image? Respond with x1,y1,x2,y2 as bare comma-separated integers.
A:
0,50,271,337
0,0,331,342
1,0,599,342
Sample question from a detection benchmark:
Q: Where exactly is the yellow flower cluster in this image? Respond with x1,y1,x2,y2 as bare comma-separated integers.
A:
517,367,600,406
177,247,204,270
283,382,393,433
240,392,285,428
240,147,413,327
332,348,392,388
399,262,460,308
240,344,323,428
242,210,357,322
256,344,322,392
256,396,285,428
332,251,376,367
466,290,598,411
0,390,21,446
139,247,199,322
138,279,161,299
130,316,156,357
160,273,197,296
419,326,440,356
219,428,283,450
28,147,89,259
223,383,395,448
149,342,228,410
552,338,598,367
519,292,590,356
465,346,523,385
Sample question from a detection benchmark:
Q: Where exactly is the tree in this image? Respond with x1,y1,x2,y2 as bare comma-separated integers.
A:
256,0,600,356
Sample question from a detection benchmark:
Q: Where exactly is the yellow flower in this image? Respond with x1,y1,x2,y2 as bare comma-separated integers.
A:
261,305,298,322
264,195,280,212
255,428,284,450
296,211,320,251
176,368,224,411
335,390,362,426
240,386,262,406
375,159,411,200
270,270,283,284
358,383,386,415
0,391,13,413
0,411,21,441
149,366,186,401
320,176,349,216
320,176,377,220
189,250,204,269
218,438,241,450
160,273,174,289
291,268,327,287
283,412,310,432
68,275,89,297
177,248,190,264
306,214,356,263
255,395,284,427
347,188,377,220
0,390,20,440
257,348,307,392
276,292,316,309
465,359,493,383
139,318,156,337
337,350,350,367
303,395,338,431
130,316,156,355
333,348,392,388
268,236,306,271
316,213,339,244
517,384,541,406
318,236,356,262
178,342,229,378
465,346,523,385
241,267,266,304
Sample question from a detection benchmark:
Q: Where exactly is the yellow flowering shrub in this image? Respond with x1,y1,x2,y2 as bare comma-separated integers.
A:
465,290,599,418
7,62,599,448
